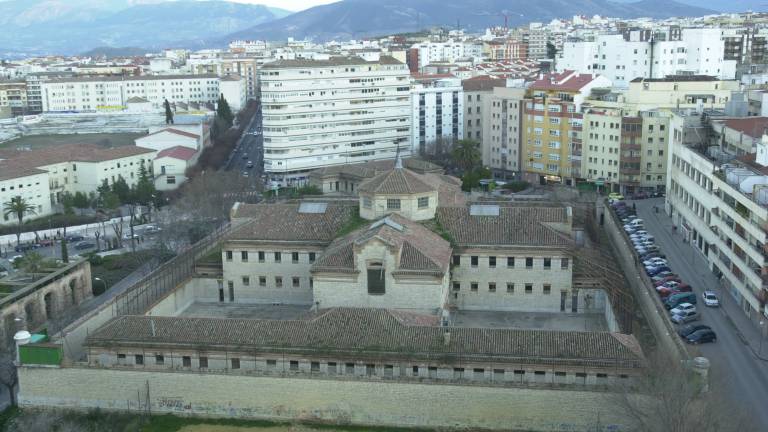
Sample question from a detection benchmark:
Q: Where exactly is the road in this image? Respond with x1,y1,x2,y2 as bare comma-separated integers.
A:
633,197,768,427
225,102,264,190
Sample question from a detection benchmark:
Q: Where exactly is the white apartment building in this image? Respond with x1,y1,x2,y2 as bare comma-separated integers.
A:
482,86,525,177
259,55,412,185
41,74,220,112
667,114,768,326
411,41,483,69
411,77,464,154
559,28,736,87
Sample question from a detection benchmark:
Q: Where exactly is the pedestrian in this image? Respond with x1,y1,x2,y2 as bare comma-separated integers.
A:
632,202,637,212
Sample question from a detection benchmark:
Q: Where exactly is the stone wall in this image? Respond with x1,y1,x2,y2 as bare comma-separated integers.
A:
599,201,688,361
19,366,633,431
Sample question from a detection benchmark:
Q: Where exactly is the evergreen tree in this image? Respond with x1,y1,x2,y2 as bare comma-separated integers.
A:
133,163,156,206
111,176,131,204
61,238,69,263
164,98,174,125
216,94,234,129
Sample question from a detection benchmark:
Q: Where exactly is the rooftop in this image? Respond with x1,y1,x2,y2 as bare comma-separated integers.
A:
719,117,768,139
357,167,436,195
156,145,198,161
86,307,643,367
229,201,357,243
46,74,218,84
531,70,599,92
261,55,402,69
630,75,718,83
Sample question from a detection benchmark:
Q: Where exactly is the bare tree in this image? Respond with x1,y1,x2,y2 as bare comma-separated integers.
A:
612,353,757,432
111,221,124,249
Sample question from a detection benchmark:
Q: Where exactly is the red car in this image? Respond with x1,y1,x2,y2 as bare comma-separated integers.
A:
653,275,681,287
38,238,54,247
657,285,692,298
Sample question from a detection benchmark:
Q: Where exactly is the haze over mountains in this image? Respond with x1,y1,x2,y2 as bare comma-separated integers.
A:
0,0,764,57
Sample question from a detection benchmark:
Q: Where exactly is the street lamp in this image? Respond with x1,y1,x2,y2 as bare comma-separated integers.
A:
94,277,108,295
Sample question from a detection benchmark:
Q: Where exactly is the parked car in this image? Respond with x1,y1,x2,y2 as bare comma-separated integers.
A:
646,265,671,276
143,225,162,234
642,252,666,261
74,241,96,250
702,291,720,307
644,258,667,267
665,292,697,309
14,244,36,253
650,191,666,198
671,309,700,324
653,275,681,286
608,193,624,200
123,233,139,240
67,234,84,242
632,192,649,199
669,302,697,316
643,245,660,253
678,324,711,338
658,287,686,299
685,329,717,344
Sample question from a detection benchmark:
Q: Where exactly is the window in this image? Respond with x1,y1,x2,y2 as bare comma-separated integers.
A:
471,282,478,292
292,277,300,288
363,196,372,208
258,251,265,262
274,252,281,262
346,363,355,374
366,364,376,376
561,258,569,269
543,258,551,269
471,256,478,267
259,276,266,287
166,176,176,185
275,277,283,288
507,257,515,268
418,196,429,208
367,261,385,295
452,255,460,266
327,362,337,374
453,367,464,379
292,252,299,263
488,282,496,292
311,361,320,372
199,357,208,368
489,256,496,268
506,283,514,293
241,251,248,262
386,199,401,210
412,365,419,376
452,282,460,291
266,359,277,370
525,284,533,294
309,252,316,263
543,284,551,294
242,276,250,286
135,354,144,365
231,358,240,369
225,251,233,261
525,257,533,269
290,360,299,371
155,355,164,365
182,356,191,367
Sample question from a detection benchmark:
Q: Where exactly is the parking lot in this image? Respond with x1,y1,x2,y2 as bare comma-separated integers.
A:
620,197,768,428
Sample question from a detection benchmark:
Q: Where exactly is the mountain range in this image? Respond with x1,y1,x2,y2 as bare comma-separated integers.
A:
0,0,291,56
222,0,717,43
1,0,764,57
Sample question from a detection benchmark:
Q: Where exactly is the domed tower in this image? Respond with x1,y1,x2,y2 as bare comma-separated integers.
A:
357,160,438,221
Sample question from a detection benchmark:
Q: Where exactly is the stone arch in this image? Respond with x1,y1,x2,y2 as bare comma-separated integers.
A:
24,301,37,328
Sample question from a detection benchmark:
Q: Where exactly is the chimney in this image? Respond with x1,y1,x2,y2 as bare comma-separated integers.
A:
443,331,451,346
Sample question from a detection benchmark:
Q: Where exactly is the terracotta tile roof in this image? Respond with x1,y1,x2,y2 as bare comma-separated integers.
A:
357,168,436,195
85,308,643,367
156,146,198,161
229,202,357,243
0,163,47,182
721,117,768,139
142,128,200,140
531,70,598,92
436,206,571,247
312,213,451,276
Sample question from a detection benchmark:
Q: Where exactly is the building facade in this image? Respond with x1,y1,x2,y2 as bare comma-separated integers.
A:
481,86,525,177
411,77,464,155
259,56,412,185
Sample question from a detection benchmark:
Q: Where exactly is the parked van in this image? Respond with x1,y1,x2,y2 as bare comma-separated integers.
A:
628,219,644,228
665,292,697,309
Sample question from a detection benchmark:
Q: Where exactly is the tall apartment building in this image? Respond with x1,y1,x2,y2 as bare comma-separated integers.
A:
220,56,260,100
667,114,768,327
41,74,220,112
524,29,550,60
259,56,411,185
482,86,525,178
411,41,483,69
582,108,670,194
0,81,27,117
722,27,768,67
462,76,507,143
411,76,464,154
522,71,611,185
558,28,736,87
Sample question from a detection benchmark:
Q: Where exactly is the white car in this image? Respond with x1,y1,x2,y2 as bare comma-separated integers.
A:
702,291,720,307
643,258,667,266
670,303,697,316
123,233,139,240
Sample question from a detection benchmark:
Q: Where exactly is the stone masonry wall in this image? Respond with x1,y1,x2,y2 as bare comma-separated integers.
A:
19,366,633,431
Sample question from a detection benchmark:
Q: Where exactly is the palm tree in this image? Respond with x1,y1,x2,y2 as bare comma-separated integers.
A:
3,197,37,246
451,139,482,173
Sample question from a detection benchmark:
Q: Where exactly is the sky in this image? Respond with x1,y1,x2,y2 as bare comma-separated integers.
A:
230,0,339,12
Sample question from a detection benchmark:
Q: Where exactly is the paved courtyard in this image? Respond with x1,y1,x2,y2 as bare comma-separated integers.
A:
452,310,609,332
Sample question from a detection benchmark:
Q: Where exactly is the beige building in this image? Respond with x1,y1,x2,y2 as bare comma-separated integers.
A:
462,76,507,143
0,80,28,117
611,76,739,112
482,86,525,177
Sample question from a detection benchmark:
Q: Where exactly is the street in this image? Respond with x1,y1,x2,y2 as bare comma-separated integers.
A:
225,102,264,190
633,197,768,427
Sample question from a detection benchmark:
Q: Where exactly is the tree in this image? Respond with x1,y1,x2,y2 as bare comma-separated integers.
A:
612,353,757,432
60,237,69,264
164,98,174,125
111,177,131,204
216,94,234,129
3,197,37,246
17,252,48,277
133,163,157,221
72,192,90,213
451,139,482,173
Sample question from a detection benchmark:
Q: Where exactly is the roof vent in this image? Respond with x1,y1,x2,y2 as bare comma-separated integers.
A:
469,204,500,216
298,202,328,214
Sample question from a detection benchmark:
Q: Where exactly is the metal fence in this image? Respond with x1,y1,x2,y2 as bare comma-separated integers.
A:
112,222,233,316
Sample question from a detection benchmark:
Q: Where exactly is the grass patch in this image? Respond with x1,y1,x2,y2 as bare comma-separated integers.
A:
89,251,154,295
142,414,433,432
335,209,367,237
